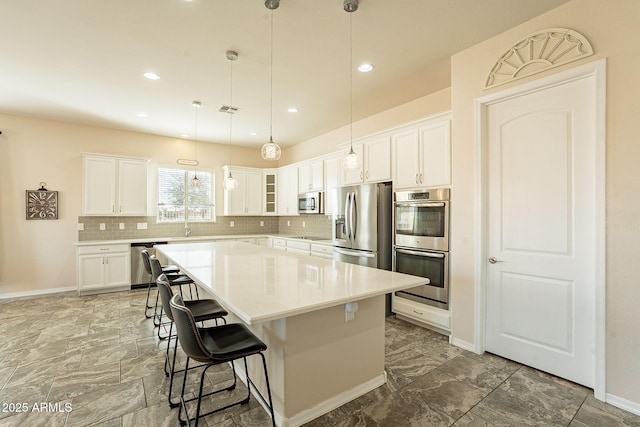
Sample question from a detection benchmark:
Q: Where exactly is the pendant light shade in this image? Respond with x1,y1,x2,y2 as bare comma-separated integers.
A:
261,10,282,161
262,137,282,161
223,170,238,191
343,10,359,170
191,100,202,186
223,50,239,191
344,146,360,169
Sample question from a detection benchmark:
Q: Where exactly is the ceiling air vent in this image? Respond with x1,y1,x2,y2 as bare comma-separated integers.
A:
219,105,238,114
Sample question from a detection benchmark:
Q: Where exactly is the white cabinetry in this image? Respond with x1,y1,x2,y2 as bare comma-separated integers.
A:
77,244,130,295
393,114,451,189
277,166,299,215
323,155,341,215
263,170,277,215
223,166,263,215
342,137,391,185
311,243,333,259
298,160,324,192
286,239,311,255
83,155,148,215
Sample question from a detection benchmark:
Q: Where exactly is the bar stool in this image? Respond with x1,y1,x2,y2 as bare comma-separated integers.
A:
170,294,276,427
156,274,228,408
141,249,180,319
149,255,196,334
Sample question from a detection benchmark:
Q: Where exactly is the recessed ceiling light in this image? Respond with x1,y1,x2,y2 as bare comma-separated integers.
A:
358,63,374,73
249,131,259,136
136,112,149,118
143,72,160,80
287,107,298,113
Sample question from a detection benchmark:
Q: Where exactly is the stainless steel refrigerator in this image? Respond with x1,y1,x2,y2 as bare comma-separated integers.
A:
331,182,393,313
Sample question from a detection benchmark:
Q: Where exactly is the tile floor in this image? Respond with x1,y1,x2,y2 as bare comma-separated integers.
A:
0,289,639,426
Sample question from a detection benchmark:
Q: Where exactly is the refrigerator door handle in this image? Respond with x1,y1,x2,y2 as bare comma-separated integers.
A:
334,248,376,258
344,192,351,239
351,192,357,240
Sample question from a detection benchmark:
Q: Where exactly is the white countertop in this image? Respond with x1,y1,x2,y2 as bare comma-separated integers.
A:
74,234,334,246
157,241,428,324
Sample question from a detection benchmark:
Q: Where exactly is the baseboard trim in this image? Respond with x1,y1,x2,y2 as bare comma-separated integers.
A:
450,336,479,354
234,362,386,427
0,286,76,300
606,393,640,416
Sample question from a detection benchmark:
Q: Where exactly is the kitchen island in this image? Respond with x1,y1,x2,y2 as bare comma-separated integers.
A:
157,241,428,427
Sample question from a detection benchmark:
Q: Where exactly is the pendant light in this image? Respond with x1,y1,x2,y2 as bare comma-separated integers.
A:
261,10,282,161
344,1,360,170
223,50,239,191
191,100,202,187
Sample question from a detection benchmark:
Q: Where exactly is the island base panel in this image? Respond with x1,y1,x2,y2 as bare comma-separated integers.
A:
233,295,386,426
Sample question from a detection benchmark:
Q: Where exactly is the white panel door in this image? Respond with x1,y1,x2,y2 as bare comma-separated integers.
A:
485,75,597,387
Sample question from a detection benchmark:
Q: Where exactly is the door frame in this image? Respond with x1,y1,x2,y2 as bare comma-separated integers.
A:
473,58,606,399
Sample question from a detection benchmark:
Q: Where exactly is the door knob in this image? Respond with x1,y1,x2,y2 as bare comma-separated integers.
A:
488,257,502,264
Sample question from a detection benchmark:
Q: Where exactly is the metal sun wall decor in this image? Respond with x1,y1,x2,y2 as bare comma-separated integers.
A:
26,182,58,220
485,28,593,89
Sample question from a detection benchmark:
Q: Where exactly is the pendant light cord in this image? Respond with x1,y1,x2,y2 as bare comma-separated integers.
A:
349,12,353,150
229,55,233,165
269,10,274,142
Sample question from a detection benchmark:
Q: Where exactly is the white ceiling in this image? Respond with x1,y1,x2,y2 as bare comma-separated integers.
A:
0,0,569,148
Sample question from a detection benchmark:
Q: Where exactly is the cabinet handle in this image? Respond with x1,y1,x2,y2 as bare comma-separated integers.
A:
360,171,363,180
419,173,423,184
413,310,424,316
365,171,369,180
112,205,115,213
415,173,419,184
119,205,122,213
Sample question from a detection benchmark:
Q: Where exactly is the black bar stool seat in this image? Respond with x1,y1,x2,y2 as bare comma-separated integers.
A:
170,294,276,427
141,249,180,318
156,274,228,408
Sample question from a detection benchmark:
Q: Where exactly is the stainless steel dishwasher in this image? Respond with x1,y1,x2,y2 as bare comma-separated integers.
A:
130,242,168,288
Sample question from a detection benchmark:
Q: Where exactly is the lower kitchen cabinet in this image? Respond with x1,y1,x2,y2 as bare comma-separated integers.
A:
77,244,130,295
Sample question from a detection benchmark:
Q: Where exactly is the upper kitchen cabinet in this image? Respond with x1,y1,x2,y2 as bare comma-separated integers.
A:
393,113,451,189
263,170,277,215
83,154,148,216
223,166,262,215
342,137,391,185
323,155,342,215
277,165,299,215
298,160,324,193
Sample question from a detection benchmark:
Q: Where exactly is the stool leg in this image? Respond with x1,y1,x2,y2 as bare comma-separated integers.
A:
144,276,154,318
178,357,191,426
260,353,277,427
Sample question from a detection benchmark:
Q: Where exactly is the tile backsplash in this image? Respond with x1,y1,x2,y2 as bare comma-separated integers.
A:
78,214,332,241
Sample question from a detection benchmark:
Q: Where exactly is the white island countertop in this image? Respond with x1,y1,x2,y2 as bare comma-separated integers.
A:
156,241,428,324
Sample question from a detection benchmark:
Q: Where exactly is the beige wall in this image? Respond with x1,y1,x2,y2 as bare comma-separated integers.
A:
0,113,273,294
281,87,451,164
450,0,640,404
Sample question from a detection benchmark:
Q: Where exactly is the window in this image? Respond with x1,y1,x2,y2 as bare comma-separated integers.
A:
157,167,215,222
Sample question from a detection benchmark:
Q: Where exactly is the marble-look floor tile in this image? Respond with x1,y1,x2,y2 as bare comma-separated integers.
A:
5,352,82,388
120,351,167,382
79,341,138,369
431,354,518,393
121,401,178,427
0,379,54,421
0,400,70,427
48,360,121,401
572,395,640,426
362,392,452,427
398,368,488,422
65,379,146,427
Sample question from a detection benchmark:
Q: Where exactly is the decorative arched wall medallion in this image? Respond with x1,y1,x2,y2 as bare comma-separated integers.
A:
485,28,593,89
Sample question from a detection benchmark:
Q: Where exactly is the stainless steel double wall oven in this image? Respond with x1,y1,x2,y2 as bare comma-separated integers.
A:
393,188,450,310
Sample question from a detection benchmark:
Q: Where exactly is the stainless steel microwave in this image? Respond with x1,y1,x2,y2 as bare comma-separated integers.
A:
298,192,324,214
